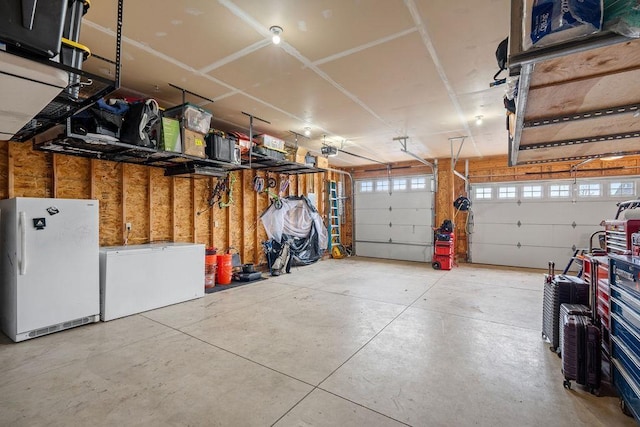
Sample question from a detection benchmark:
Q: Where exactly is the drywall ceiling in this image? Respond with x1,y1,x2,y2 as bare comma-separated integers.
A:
79,0,511,167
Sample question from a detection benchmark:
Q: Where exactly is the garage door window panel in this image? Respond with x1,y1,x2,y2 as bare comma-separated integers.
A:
498,186,517,199
475,187,492,200
522,185,543,199
578,183,601,197
549,184,571,198
610,181,634,197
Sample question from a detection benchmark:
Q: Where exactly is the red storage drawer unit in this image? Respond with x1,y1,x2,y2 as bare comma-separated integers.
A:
432,231,454,270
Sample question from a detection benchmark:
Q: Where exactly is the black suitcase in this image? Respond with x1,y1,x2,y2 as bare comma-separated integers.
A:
559,303,590,357
562,314,601,394
0,0,67,58
542,261,589,352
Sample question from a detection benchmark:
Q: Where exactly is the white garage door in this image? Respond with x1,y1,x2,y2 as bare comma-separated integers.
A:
469,177,636,270
355,175,434,262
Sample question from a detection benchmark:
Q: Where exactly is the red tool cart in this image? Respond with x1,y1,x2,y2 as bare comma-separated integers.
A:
432,220,454,270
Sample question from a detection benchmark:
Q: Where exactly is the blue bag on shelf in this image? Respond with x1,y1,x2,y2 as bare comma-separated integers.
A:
527,0,603,48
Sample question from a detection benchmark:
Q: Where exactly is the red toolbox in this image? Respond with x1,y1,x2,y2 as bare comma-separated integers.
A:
432,230,454,270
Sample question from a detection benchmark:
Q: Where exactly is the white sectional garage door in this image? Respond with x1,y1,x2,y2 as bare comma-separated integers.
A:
355,175,434,262
469,177,637,270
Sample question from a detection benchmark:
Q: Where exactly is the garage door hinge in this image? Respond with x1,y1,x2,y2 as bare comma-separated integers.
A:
389,238,393,243
517,220,522,227
517,242,522,248
572,244,577,251
389,222,392,227
572,221,576,228
389,206,392,211
517,200,522,206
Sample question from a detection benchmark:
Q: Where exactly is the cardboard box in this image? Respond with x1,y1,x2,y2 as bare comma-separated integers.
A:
316,156,329,169
294,147,308,164
159,117,182,153
183,128,206,158
255,134,285,151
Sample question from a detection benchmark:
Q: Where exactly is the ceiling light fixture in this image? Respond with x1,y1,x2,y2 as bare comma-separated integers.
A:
304,127,311,137
270,26,283,45
475,115,483,126
602,155,624,161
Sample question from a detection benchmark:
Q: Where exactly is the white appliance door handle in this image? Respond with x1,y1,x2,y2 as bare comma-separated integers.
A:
19,211,26,275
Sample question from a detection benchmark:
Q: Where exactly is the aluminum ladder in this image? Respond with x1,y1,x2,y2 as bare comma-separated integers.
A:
327,180,341,250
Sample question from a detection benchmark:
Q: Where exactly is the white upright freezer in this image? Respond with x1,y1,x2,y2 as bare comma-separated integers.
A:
0,197,100,342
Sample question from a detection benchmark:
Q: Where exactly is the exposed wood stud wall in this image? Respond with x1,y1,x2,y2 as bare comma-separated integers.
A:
3,141,346,262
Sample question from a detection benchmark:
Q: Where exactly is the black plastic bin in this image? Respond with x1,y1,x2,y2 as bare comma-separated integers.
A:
0,0,67,58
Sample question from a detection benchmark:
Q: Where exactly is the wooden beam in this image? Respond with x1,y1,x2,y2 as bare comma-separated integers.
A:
90,159,97,200
121,163,128,244
171,177,176,242
148,168,153,242
52,154,59,198
226,175,232,251
240,170,246,263
192,178,197,243
254,170,259,265
210,177,215,248
7,143,14,198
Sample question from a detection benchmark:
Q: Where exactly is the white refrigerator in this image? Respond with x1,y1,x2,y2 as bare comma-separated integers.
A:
0,197,100,342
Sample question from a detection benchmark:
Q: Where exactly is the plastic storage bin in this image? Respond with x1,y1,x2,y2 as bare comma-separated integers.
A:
0,0,67,58
164,103,212,135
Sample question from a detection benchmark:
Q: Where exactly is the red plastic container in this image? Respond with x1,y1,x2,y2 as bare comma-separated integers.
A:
217,253,233,285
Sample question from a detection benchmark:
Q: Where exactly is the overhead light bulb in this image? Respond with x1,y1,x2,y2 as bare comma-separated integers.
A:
270,26,283,45
475,115,483,126
304,127,311,137
602,155,623,161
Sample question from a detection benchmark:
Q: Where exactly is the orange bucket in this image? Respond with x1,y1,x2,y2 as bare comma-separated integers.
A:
205,248,217,289
217,253,233,285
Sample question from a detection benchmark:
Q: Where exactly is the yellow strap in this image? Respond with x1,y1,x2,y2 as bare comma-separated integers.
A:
61,37,91,59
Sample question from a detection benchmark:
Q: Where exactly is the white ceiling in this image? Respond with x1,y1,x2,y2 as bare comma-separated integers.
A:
80,0,511,167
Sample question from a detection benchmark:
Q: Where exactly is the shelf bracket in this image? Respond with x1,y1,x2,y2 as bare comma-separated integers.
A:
242,111,270,169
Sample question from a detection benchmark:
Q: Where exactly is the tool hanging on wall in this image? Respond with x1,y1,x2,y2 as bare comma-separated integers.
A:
218,174,236,208
253,176,265,193
202,173,236,210
279,177,289,196
253,174,283,209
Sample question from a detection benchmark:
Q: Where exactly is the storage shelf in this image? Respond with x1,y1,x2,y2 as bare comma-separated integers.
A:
245,152,327,175
507,0,640,166
34,124,248,177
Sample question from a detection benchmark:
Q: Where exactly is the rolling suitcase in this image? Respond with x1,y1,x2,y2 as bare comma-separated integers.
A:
562,314,601,394
542,262,589,352
559,303,590,357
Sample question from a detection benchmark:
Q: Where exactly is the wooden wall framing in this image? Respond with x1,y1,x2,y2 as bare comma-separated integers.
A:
0,141,342,265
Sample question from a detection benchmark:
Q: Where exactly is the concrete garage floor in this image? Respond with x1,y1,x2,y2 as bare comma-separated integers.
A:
0,257,635,426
